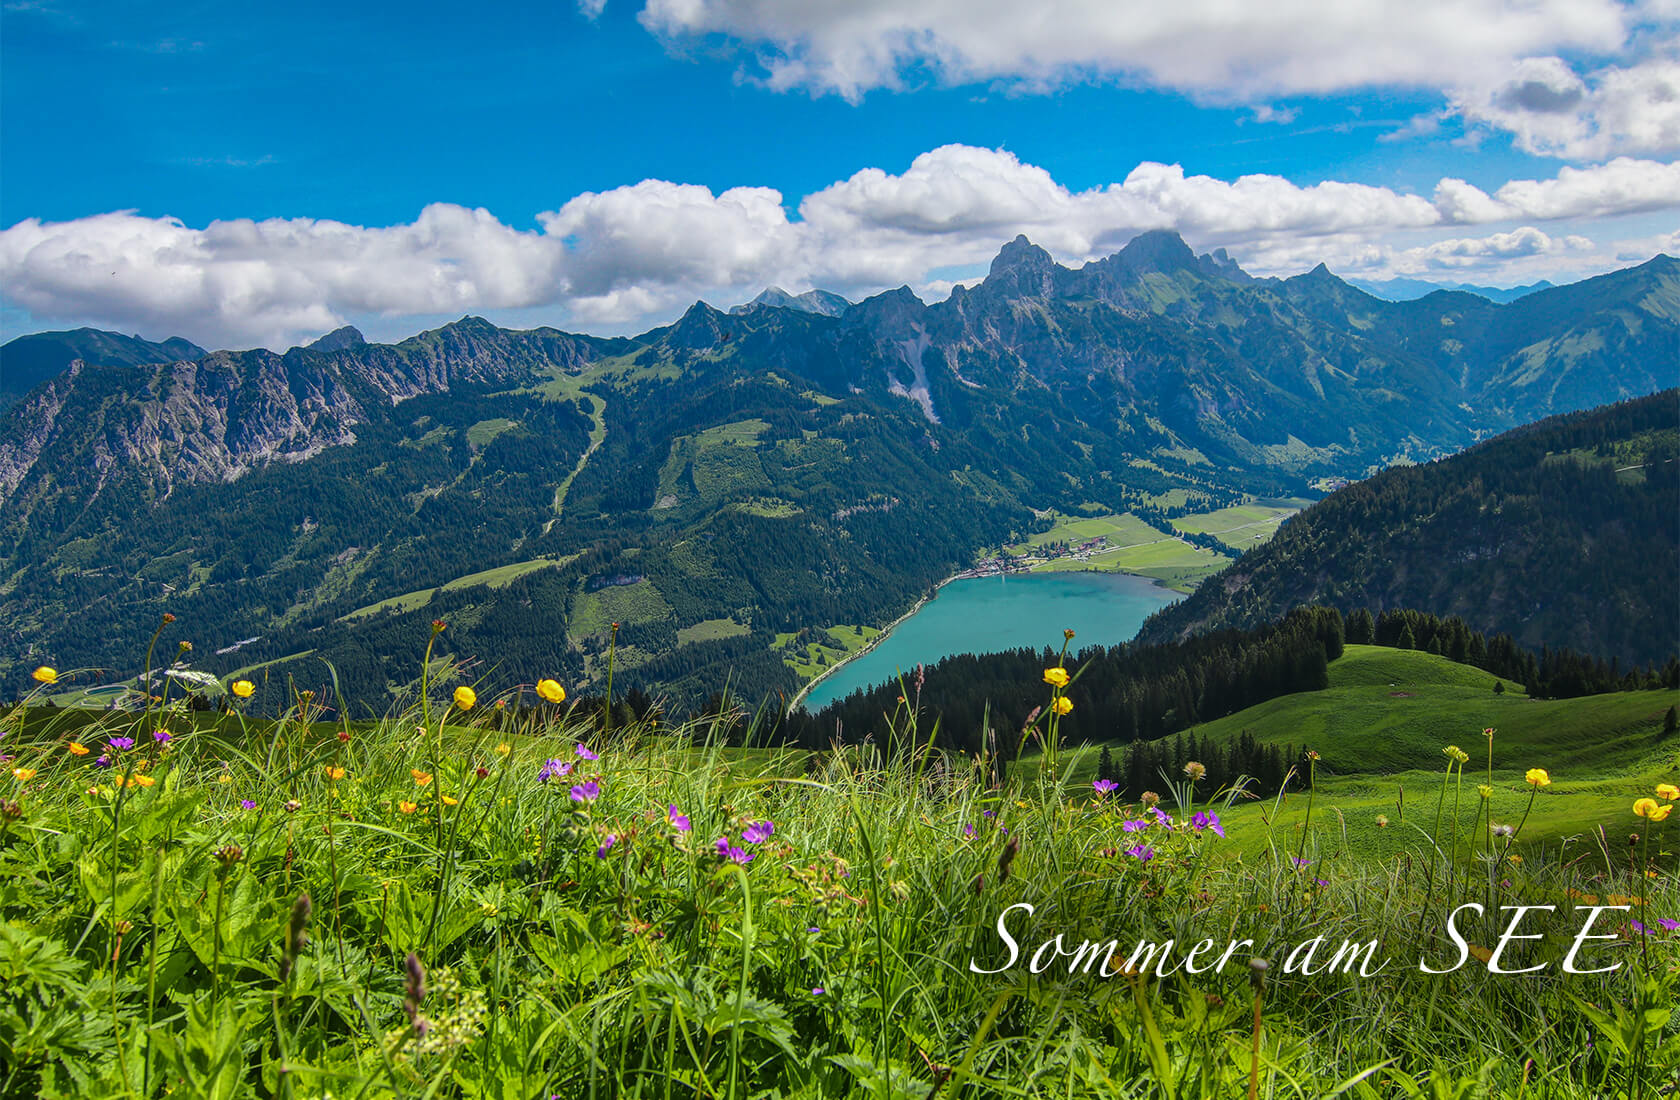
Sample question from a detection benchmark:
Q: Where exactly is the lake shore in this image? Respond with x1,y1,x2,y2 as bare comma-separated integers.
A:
792,567,1179,713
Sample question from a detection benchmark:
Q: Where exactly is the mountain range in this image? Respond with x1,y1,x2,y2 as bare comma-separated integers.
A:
2,231,1675,707
1344,276,1555,303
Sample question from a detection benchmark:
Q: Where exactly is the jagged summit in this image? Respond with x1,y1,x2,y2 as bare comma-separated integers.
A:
1115,229,1198,274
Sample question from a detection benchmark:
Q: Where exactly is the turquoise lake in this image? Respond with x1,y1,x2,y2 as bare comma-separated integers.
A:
800,571,1179,711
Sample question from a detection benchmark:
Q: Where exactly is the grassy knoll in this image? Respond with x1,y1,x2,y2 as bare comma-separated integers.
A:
338,557,577,623
2,653,1675,1098
677,617,751,646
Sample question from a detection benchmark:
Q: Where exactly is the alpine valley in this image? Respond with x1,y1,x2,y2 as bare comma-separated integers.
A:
2,231,1676,711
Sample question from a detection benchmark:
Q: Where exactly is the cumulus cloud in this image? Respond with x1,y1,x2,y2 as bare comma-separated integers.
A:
1452,50,1680,158
3,147,1677,348
632,0,1629,102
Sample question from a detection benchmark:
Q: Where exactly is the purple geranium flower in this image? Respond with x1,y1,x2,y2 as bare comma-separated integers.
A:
108,737,134,751
1292,857,1310,868
811,987,825,995
596,834,616,858
574,744,599,761
1657,917,1680,932
1122,818,1148,833
94,755,111,769
962,823,976,838
668,804,691,832
1631,920,1652,935
1315,878,1330,887
569,779,600,803
240,799,257,810
1190,810,1225,838
538,758,570,783
742,820,775,845
714,836,753,863
1092,779,1119,796
728,846,754,864
981,809,995,818
152,729,172,744
1152,807,1172,827
1125,844,1155,861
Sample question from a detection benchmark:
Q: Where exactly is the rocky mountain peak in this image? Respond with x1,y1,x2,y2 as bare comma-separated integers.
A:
307,325,367,352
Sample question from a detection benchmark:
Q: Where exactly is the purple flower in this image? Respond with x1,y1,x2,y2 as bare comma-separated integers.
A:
1631,920,1652,935
1292,857,1310,868
811,986,825,995
574,744,599,761
962,824,976,838
1657,918,1680,932
108,737,134,751
1190,810,1225,838
569,779,600,803
596,834,616,859
240,799,257,810
1092,779,1118,796
667,804,691,832
1152,807,1172,827
1122,819,1148,833
538,758,571,783
94,755,111,769
981,809,995,818
152,729,172,744
1315,878,1330,887
807,926,820,934
1125,844,1155,862
714,836,753,863
742,820,775,845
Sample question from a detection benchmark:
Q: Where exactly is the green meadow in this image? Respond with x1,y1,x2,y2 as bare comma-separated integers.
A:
1,639,1676,1098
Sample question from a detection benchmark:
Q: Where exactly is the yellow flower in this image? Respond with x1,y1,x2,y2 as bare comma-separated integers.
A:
1042,667,1070,689
1525,768,1550,788
130,774,156,789
325,766,346,781
1634,797,1659,818
411,769,433,787
441,795,459,806
68,742,89,756
453,685,477,710
1656,783,1679,801
230,680,255,698
12,767,37,781
1649,804,1673,822
217,773,233,784
536,678,566,704
1477,784,1492,799
1051,696,1073,716
398,800,418,814
32,666,58,684
495,743,511,757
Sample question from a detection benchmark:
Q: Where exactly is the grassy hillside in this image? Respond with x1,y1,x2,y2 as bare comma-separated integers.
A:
1052,646,1678,852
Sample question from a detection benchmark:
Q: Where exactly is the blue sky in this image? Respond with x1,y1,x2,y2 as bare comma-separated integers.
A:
3,0,1676,348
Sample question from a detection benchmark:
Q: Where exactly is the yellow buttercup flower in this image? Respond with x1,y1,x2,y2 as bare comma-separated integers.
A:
1649,804,1673,822
441,795,459,806
230,680,255,698
1656,783,1679,801
495,743,511,757
68,742,89,756
398,800,418,814
217,773,233,784
1634,797,1659,818
129,774,156,789
12,767,37,781
1042,667,1070,689
453,686,477,710
411,769,433,787
32,666,58,684
536,679,566,704
1525,768,1550,788
325,766,346,781
1051,696,1073,716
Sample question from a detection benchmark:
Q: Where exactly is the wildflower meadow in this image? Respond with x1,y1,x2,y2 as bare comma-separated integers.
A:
2,625,1677,1099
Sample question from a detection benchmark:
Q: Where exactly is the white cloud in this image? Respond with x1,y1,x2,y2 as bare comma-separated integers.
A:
1452,50,1680,158
632,0,1630,102
3,147,1676,348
